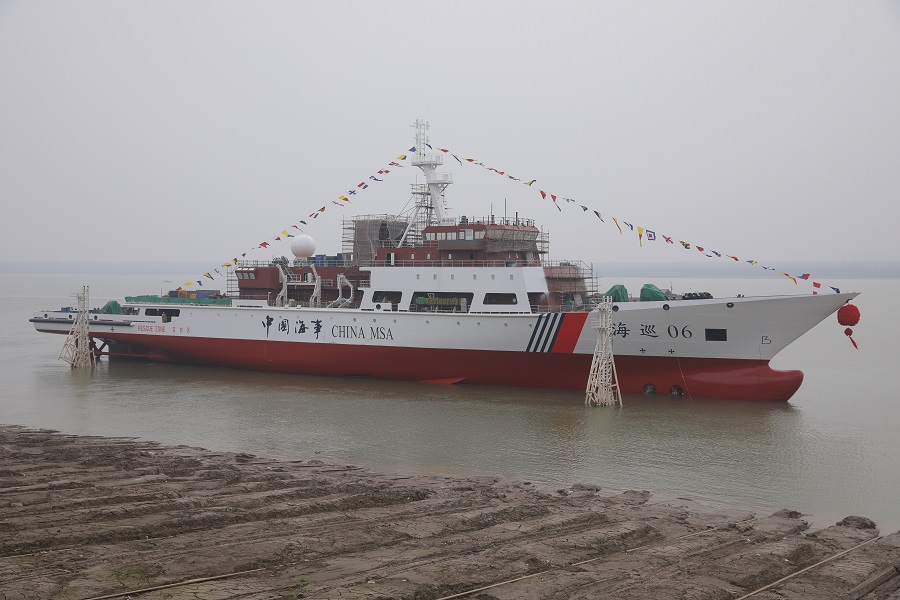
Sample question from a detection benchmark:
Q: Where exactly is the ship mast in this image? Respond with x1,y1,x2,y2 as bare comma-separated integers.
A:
398,120,454,247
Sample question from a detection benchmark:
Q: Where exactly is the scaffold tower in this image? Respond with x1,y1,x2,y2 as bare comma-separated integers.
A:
59,286,96,369
585,296,622,407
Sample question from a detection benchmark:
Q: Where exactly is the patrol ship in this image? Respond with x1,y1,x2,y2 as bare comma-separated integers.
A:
31,122,857,401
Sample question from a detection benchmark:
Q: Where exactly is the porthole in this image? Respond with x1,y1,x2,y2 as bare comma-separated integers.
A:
612,305,619,312
663,304,670,310
643,384,657,396
375,304,381,310
670,385,684,398
726,302,734,308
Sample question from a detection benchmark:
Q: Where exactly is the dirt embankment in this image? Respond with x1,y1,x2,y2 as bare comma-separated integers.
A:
1,426,899,600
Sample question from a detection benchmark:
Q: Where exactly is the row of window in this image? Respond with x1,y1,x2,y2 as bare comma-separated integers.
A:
373,291,524,307
424,229,486,241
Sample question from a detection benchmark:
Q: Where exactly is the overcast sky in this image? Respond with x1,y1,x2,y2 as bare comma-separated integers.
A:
1,1,898,278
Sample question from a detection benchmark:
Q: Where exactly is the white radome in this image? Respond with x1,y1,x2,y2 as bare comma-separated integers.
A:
290,235,316,258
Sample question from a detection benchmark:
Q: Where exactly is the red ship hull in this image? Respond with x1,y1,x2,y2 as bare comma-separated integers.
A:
104,334,802,402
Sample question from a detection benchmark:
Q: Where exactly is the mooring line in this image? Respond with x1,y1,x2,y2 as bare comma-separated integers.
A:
733,535,882,599
82,567,267,600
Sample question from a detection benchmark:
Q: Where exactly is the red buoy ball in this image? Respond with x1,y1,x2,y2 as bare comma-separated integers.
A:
837,303,860,327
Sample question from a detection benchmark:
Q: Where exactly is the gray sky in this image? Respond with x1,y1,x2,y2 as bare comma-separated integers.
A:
1,1,898,277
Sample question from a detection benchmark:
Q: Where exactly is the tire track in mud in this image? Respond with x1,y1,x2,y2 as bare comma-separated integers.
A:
2,427,899,600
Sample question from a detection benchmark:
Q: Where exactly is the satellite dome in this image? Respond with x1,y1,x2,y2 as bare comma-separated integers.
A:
290,234,316,258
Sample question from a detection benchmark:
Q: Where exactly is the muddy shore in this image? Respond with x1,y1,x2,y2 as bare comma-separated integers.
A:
1,425,898,599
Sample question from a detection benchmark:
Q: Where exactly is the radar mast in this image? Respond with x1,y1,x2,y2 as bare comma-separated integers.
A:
410,119,453,224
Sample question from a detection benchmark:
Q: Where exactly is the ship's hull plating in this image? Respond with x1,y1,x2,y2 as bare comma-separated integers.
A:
32,292,857,402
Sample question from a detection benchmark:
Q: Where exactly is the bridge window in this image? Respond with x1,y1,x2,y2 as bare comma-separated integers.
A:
410,292,474,312
484,293,518,305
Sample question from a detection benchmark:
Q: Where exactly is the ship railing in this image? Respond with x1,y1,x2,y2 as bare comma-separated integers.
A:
358,259,543,268
453,215,538,228
530,304,594,314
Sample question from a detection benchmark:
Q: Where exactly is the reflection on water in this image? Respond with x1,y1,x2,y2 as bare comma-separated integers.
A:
2,275,898,532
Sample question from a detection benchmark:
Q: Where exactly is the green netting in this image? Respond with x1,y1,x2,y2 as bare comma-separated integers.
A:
639,284,669,302
603,284,629,302
99,300,121,314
